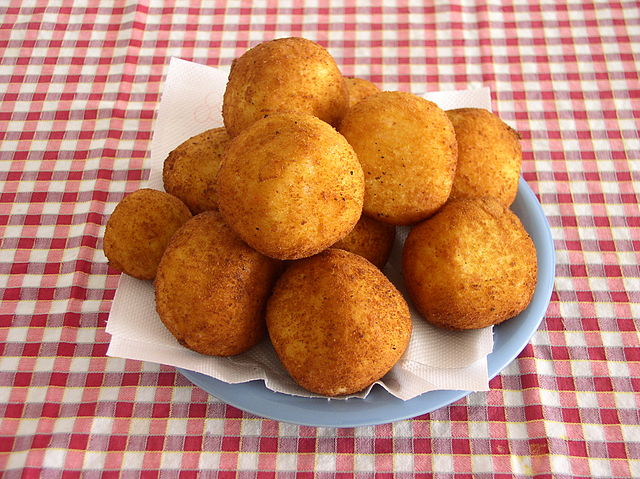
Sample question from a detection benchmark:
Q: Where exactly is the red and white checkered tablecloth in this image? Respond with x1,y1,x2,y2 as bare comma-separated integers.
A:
1,0,639,476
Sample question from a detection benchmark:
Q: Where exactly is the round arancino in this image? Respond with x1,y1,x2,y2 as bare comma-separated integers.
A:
216,112,365,260
162,127,231,214
266,249,411,396
339,91,457,225
222,37,348,137
154,211,281,356
402,197,538,330
103,188,192,280
447,108,522,206
332,214,396,268
344,77,380,108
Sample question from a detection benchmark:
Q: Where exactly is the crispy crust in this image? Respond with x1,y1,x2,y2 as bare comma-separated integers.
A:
216,112,365,260
222,37,348,137
162,127,231,214
103,188,192,280
446,108,522,206
339,91,457,225
266,249,411,396
332,214,396,268
154,211,281,356
402,197,538,330
344,77,380,108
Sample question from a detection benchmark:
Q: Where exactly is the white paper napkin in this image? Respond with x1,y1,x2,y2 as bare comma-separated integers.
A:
106,57,495,401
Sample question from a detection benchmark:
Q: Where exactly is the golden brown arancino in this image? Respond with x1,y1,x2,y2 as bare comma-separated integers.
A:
447,108,522,206
103,188,192,280
332,214,396,268
222,37,348,137
339,91,457,225
402,197,537,330
216,112,365,260
266,248,411,396
154,211,281,356
162,127,231,214
344,77,380,108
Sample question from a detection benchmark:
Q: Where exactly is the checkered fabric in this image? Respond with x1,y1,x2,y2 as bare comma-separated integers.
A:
1,0,639,477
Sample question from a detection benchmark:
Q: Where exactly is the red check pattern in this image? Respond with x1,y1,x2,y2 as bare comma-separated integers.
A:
1,1,639,477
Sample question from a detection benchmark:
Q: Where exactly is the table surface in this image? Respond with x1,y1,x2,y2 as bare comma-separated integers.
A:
1,1,639,477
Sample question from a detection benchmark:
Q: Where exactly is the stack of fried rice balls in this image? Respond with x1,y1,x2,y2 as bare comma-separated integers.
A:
103,37,537,397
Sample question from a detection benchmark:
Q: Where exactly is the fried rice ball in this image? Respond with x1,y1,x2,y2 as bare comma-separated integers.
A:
103,188,191,280
339,91,457,225
447,108,522,206
332,215,395,268
345,77,380,107
155,211,281,356
216,112,365,260
402,197,537,330
222,37,348,137
162,127,231,214
266,249,411,396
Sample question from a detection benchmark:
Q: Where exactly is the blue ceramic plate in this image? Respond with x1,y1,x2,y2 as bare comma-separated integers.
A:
179,178,555,427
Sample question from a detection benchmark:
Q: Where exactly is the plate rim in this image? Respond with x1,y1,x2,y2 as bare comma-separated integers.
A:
178,178,556,427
